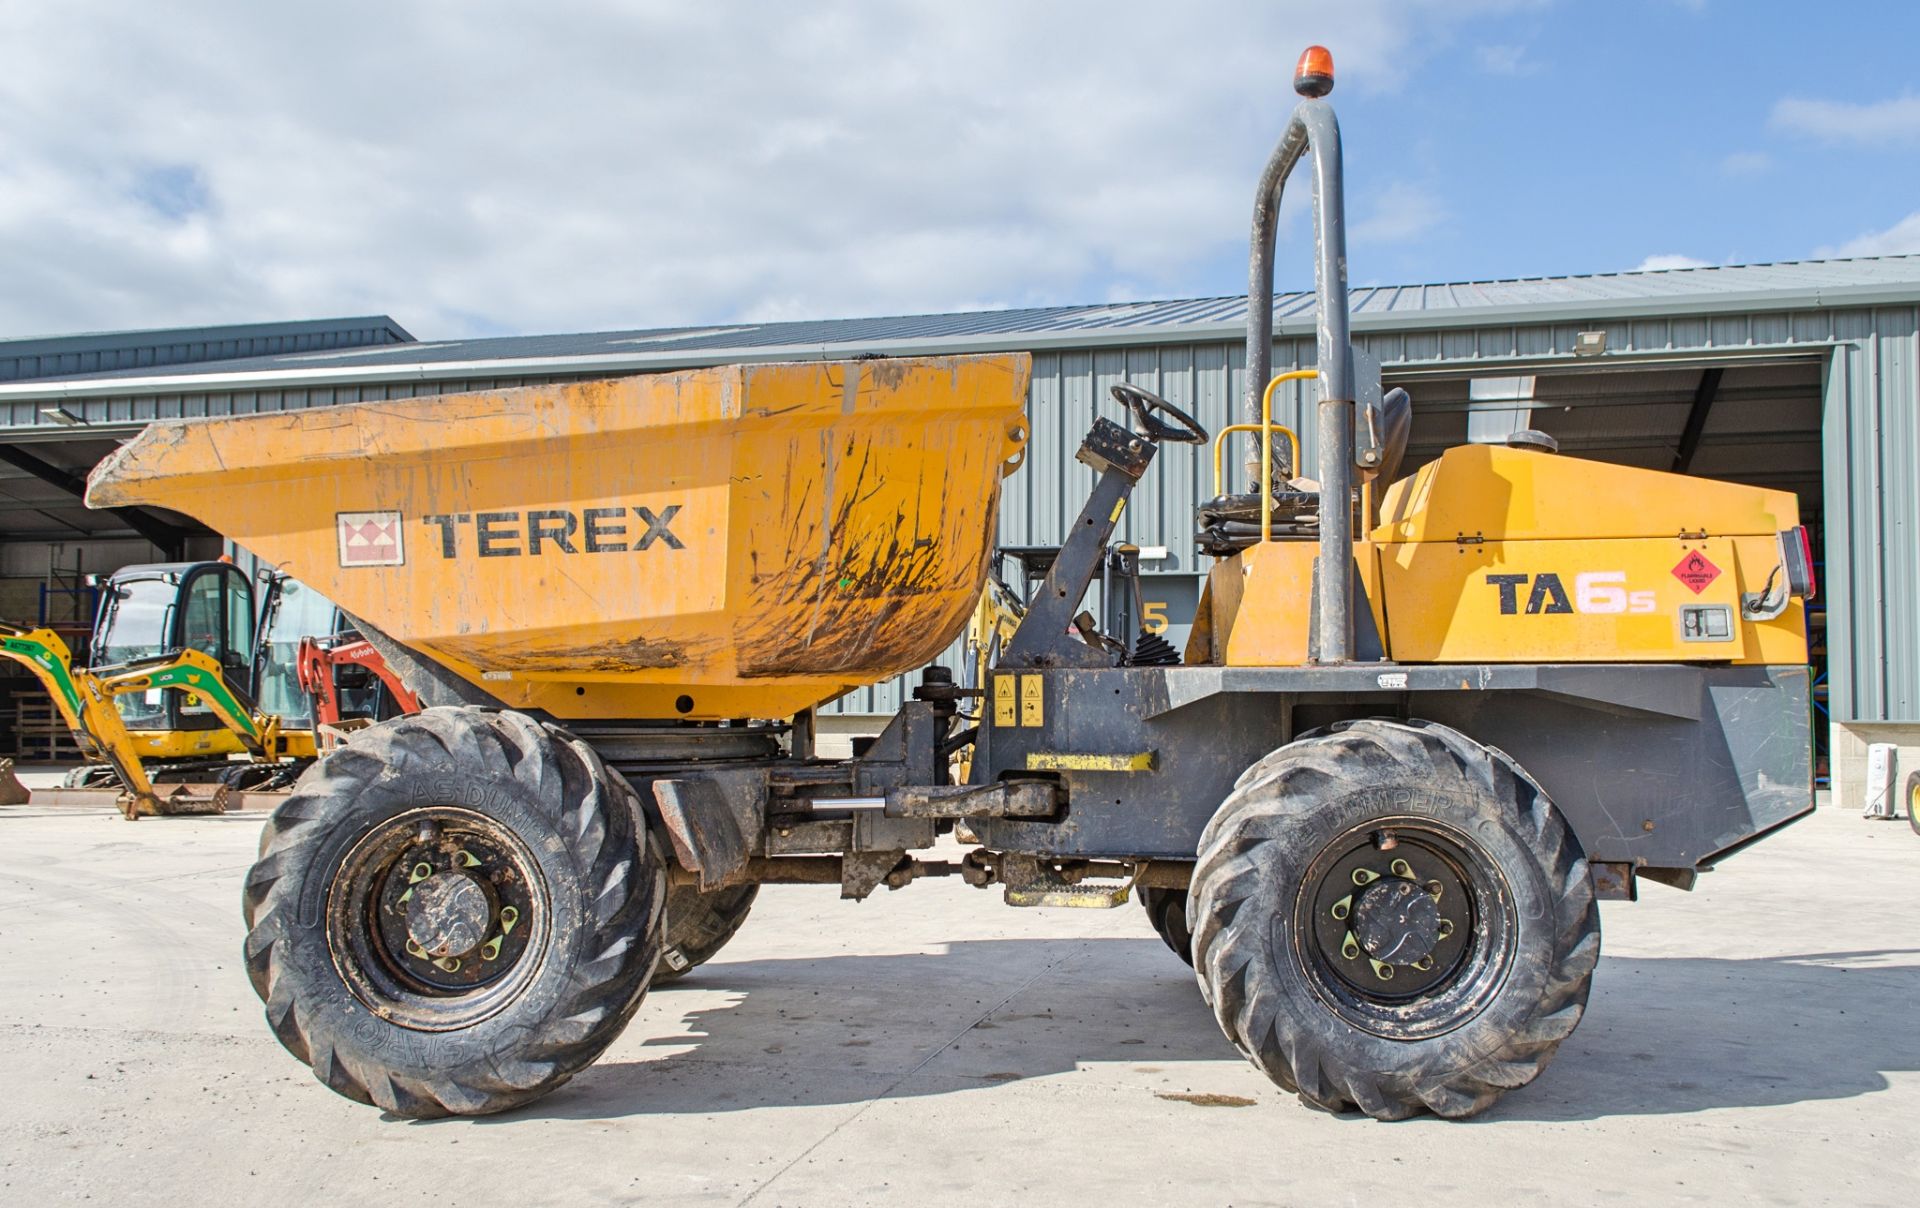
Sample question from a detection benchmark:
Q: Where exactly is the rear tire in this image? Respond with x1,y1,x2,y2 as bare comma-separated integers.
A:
1139,886,1193,966
1906,770,1920,837
242,706,665,1118
1189,718,1599,1120
654,883,758,983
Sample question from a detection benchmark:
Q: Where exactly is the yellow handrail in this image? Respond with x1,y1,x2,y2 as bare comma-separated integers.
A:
1210,369,1316,543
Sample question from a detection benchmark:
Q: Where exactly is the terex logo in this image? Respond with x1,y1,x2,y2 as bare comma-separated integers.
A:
1486,571,1657,616
421,506,684,559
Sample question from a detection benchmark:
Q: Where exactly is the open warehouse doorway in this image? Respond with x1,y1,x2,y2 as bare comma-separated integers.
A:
1390,356,1829,779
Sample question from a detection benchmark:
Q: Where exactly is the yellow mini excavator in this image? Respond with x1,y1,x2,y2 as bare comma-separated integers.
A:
0,563,398,816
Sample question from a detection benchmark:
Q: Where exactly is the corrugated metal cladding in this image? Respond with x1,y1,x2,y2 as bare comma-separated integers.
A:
1826,307,1920,724
0,317,412,386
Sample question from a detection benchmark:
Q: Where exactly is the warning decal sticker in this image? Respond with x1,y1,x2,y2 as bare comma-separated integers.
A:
338,511,405,567
1671,550,1721,595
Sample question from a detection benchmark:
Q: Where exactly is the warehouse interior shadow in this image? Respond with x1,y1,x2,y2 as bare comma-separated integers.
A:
460,940,1920,1125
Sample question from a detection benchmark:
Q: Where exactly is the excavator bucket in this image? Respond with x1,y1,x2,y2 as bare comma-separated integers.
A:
90,355,1032,721
0,759,27,806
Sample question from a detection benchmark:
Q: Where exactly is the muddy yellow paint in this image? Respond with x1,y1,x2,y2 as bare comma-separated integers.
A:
1203,541,1389,667
1371,445,1805,665
1379,535,1804,663
1375,444,1799,544
90,355,1032,720
1024,751,1157,772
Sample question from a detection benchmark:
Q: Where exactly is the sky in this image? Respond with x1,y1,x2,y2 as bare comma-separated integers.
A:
1,0,1916,341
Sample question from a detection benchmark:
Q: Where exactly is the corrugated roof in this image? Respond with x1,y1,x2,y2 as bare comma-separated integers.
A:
0,316,415,384
7,255,1920,396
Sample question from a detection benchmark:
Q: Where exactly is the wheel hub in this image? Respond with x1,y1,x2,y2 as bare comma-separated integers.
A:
1351,876,1442,965
405,872,492,958
330,808,544,1020
1306,837,1476,1003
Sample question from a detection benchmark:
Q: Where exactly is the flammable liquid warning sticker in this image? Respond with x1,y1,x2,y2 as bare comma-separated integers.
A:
1671,549,1721,595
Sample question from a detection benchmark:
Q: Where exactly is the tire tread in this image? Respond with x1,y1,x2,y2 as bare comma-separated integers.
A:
242,706,662,1118
1189,718,1601,1119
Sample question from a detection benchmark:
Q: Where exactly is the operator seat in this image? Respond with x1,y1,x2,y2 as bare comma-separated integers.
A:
1195,386,1410,555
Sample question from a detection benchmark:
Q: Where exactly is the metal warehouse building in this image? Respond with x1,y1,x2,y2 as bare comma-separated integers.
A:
2,256,1916,802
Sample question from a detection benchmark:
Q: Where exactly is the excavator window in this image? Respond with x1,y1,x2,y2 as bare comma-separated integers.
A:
254,578,336,728
176,566,254,721
95,577,177,728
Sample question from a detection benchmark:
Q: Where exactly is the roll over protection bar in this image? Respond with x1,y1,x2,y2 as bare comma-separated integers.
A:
1244,95,1358,664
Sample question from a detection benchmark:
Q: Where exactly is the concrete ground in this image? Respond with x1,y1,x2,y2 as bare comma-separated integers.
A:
1,790,1916,1207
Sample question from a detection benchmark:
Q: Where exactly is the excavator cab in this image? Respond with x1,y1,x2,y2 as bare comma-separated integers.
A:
91,561,257,732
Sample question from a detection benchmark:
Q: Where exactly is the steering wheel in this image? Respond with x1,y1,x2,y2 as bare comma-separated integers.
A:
1111,383,1209,445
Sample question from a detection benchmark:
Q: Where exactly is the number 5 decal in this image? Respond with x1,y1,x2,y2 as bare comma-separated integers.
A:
1142,601,1170,634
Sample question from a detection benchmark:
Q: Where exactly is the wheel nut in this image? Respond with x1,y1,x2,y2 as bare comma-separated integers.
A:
1389,858,1412,879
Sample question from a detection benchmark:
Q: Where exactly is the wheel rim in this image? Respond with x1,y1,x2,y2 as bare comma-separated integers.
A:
327,806,549,1031
1293,816,1516,1041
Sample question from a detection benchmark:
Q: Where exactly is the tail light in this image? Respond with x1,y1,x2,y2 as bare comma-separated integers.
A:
1780,526,1816,601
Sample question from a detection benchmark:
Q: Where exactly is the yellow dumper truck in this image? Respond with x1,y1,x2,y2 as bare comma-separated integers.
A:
86,49,1813,1120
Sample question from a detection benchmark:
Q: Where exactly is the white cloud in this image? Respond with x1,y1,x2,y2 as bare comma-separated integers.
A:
1770,94,1920,145
0,1,1541,339
1817,211,1920,258
1475,44,1537,76
1632,254,1712,272
1352,181,1447,244
1719,151,1772,176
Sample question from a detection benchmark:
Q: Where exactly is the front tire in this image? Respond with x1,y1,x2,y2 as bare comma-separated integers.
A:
242,707,665,1118
1188,718,1599,1119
